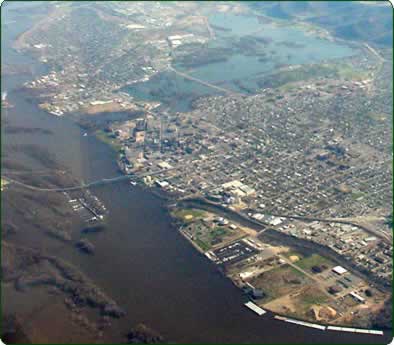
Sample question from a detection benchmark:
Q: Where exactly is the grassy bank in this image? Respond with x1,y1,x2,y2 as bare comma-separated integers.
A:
94,130,123,153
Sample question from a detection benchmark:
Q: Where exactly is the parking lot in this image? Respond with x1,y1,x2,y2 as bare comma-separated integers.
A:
212,240,258,265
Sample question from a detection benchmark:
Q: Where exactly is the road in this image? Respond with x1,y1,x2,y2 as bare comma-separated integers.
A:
278,254,335,300
271,212,392,244
3,167,176,193
6,166,391,243
168,66,243,97
180,197,392,244
4,174,131,192
363,43,385,63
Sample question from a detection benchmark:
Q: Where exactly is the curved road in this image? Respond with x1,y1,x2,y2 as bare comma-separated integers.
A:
179,197,391,244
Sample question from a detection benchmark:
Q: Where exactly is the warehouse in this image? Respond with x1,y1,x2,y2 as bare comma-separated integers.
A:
332,265,348,275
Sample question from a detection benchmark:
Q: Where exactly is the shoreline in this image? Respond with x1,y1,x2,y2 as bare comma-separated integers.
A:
4,92,391,331
172,203,389,334
176,197,391,290
168,198,391,330
4,2,392,342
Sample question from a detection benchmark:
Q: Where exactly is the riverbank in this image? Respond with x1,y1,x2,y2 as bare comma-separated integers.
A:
177,197,391,290
3,2,392,343
169,200,391,331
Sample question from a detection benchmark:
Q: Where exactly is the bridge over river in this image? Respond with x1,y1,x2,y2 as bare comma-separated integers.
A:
3,168,175,193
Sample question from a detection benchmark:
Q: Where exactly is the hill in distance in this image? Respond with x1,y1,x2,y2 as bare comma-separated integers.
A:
249,1,393,47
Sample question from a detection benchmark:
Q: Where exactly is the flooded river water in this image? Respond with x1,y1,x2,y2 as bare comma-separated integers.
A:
2,3,391,343
126,9,356,110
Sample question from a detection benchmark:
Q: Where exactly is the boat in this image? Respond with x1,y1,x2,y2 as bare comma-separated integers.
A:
130,181,137,186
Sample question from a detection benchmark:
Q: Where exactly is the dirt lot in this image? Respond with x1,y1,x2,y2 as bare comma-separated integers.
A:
250,264,312,304
81,102,138,115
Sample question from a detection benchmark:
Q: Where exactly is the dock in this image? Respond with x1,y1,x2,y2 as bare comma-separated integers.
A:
204,251,217,262
244,301,266,316
274,316,326,330
327,326,384,335
79,198,104,220
273,316,384,335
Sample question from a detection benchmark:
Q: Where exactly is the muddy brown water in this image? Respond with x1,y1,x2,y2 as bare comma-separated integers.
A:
1,2,392,343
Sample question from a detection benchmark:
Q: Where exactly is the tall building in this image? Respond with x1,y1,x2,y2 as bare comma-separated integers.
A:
133,118,147,143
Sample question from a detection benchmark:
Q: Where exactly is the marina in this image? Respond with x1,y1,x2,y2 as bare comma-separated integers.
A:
64,190,107,223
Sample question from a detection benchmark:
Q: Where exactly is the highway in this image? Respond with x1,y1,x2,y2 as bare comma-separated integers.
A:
168,66,244,97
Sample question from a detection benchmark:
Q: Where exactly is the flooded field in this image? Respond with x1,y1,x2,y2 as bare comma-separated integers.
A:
124,10,356,109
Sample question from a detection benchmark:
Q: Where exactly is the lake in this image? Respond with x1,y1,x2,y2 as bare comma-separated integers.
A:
125,10,355,109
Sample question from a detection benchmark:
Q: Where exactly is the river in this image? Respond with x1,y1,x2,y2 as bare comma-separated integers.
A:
1,2,391,343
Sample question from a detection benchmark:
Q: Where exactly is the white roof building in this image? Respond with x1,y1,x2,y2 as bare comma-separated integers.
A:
269,217,283,226
332,266,348,275
350,291,365,303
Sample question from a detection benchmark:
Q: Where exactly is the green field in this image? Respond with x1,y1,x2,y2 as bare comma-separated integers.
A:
295,254,333,272
335,63,370,80
209,226,229,240
194,238,210,252
269,61,369,92
299,287,329,306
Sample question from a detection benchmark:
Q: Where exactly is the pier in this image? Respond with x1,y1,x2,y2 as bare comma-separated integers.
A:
274,316,326,331
327,326,384,336
244,301,266,316
273,316,383,335
79,198,103,220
